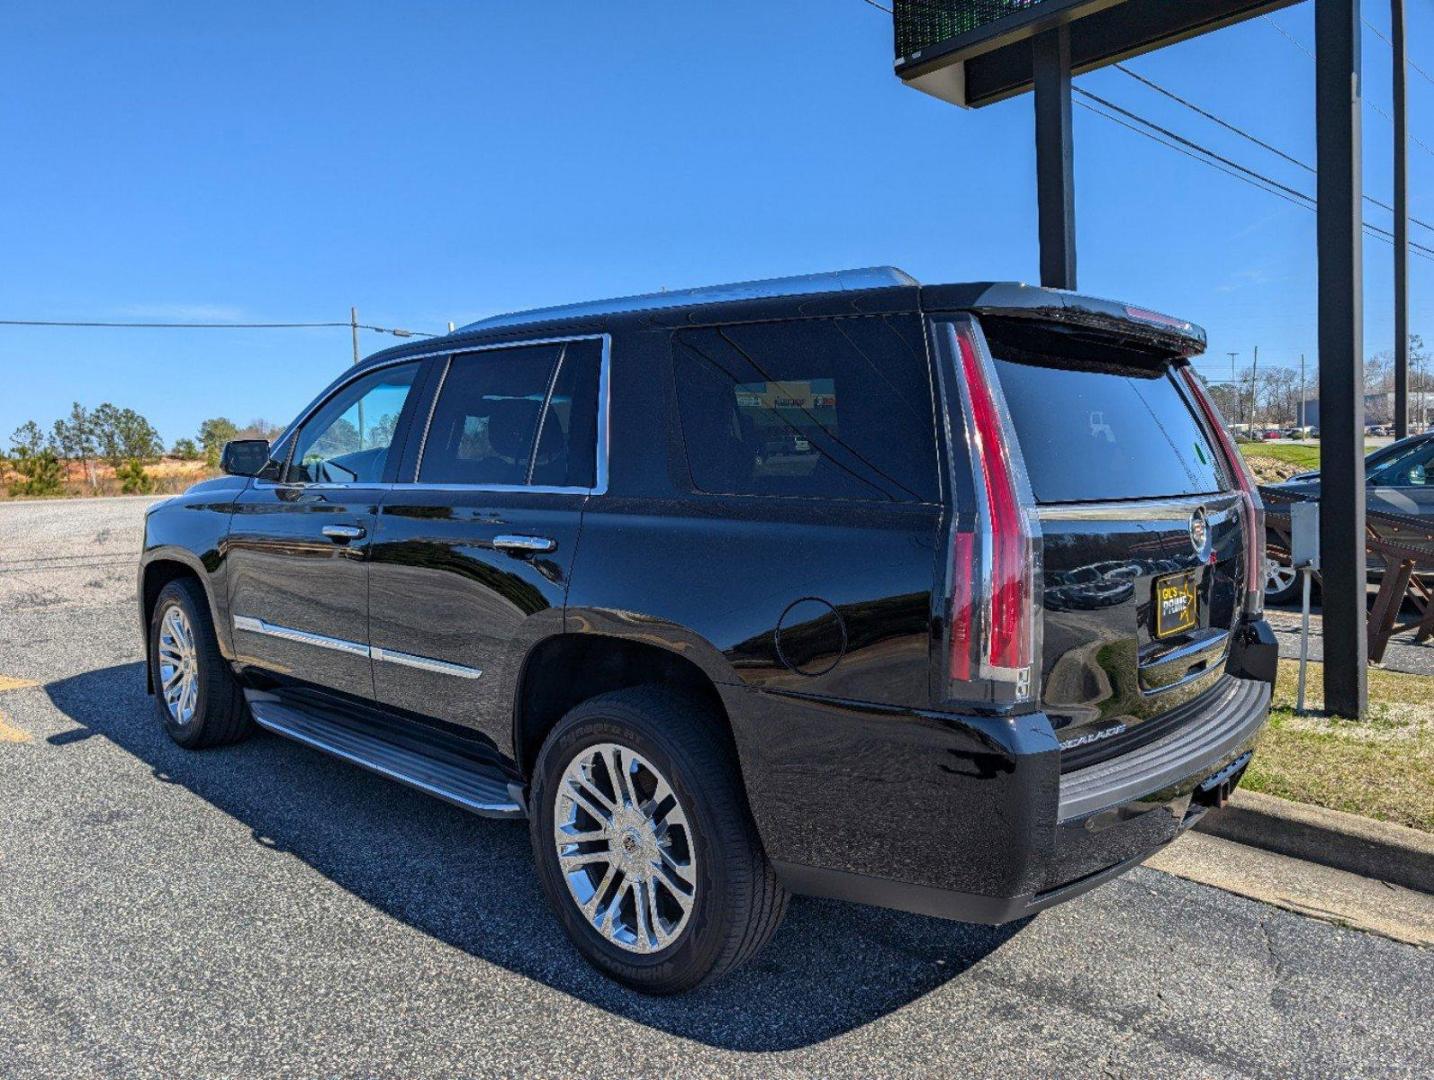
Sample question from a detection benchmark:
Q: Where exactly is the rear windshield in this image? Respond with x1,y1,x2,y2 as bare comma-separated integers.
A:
991,352,1225,504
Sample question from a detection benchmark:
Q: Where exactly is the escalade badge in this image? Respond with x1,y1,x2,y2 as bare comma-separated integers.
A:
1189,507,1210,559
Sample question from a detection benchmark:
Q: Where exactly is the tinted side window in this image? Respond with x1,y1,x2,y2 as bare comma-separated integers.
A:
531,339,603,488
287,362,420,484
419,339,603,488
671,315,939,503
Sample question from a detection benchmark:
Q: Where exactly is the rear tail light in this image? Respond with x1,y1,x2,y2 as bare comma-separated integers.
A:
1180,366,1265,616
945,320,1043,706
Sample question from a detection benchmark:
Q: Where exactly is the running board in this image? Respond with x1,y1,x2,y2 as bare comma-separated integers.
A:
247,696,524,819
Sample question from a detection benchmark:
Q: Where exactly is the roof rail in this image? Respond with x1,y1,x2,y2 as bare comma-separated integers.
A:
460,266,919,333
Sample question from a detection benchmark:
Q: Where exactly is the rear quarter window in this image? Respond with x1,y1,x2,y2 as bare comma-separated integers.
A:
990,349,1226,504
671,314,940,503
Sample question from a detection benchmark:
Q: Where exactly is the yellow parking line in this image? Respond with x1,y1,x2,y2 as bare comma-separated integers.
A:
0,675,39,693
0,710,30,742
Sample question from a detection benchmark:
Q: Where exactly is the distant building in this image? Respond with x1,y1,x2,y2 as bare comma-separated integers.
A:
1298,391,1434,429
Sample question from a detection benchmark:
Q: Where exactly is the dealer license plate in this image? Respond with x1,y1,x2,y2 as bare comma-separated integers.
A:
1153,570,1199,638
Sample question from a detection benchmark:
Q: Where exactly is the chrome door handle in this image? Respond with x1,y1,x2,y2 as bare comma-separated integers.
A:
321,524,366,541
493,534,556,554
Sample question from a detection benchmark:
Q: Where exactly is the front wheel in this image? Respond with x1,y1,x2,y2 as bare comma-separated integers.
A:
148,578,252,748
529,687,787,994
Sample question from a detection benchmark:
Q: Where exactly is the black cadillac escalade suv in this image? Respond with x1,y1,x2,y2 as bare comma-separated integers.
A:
139,267,1277,993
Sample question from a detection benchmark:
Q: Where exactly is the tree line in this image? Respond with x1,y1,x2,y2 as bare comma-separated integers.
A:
1203,333,1429,431
3,405,278,498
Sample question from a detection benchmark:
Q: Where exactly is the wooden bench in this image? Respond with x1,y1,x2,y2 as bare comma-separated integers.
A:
1365,520,1434,662
1259,488,1434,663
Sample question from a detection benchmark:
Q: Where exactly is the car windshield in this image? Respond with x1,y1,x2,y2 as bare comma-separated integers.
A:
1369,438,1434,484
1364,437,1426,474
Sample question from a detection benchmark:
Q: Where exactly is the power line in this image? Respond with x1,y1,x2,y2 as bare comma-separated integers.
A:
1079,85,1434,258
858,0,893,12
1115,63,1311,172
1074,94,1434,263
1077,89,1314,202
1073,99,1316,214
1263,14,1434,159
1362,15,1434,91
1261,13,1314,61
0,318,437,337
1114,62,1434,234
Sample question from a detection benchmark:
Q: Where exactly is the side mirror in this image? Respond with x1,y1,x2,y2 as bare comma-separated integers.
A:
220,439,272,477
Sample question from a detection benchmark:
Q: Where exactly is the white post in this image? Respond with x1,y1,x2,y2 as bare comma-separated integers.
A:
1297,567,1313,714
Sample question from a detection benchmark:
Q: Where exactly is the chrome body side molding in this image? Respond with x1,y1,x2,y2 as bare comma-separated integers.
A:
1036,493,1241,522
232,615,369,658
369,646,482,679
234,616,482,679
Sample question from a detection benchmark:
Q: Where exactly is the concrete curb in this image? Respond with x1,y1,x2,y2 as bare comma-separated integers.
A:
1196,789,1434,894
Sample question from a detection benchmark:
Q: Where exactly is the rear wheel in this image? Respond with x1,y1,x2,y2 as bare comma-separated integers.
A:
529,687,787,994
1263,533,1302,606
148,578,252,748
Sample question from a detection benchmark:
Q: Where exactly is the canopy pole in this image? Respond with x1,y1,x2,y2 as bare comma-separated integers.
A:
1315,0,1368,718
1034,26,1076,290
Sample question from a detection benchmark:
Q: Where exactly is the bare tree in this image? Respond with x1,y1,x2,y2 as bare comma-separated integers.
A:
1260,368,1300,426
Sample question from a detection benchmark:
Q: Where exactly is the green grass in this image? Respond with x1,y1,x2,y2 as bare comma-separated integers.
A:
1236,440,1385,471
1242,659,1434,832
1239,442,1323,470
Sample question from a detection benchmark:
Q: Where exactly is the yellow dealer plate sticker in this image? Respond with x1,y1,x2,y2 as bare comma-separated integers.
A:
1154,570,1199,639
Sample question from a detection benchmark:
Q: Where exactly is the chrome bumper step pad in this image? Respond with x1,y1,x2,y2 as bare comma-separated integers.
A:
1057,676,1271,822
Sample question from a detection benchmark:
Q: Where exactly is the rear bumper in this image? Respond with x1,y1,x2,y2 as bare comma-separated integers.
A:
740,619,1276,924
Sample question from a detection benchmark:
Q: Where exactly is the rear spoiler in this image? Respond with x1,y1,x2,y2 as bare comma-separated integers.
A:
921,282,1206,359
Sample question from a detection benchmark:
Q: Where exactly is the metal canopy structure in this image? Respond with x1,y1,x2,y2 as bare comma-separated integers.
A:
894,0,1300,108
893,0,1391,717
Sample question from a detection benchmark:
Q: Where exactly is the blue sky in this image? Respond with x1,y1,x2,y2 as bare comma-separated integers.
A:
3,1,1431,445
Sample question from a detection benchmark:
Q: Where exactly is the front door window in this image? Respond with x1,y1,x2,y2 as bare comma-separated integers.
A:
287,363,420,484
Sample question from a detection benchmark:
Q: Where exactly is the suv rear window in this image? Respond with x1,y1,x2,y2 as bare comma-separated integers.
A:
671,315,939,503
989,344,1225,505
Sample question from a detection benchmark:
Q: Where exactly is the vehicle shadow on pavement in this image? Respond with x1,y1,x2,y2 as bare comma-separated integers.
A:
45,663,1026,1052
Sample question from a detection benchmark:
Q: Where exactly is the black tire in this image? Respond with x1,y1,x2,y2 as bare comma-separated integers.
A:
529,686,787,994
148,578,252,748
1263,532,1303,606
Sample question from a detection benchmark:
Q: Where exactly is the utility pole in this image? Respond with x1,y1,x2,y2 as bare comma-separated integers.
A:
351,306,364,449
1315,0,1368,718
1226,352,1240,428
1299,353,1306,429
1250,346,1259,431
1393,0,1409,438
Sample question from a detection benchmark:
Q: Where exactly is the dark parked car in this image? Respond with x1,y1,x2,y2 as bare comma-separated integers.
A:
1263,431,1434,604
139,268,1277,993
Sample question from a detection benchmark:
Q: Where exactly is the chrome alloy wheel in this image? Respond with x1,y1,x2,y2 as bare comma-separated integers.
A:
157,605,199,725
553,742,697,954
1265,551,1298,598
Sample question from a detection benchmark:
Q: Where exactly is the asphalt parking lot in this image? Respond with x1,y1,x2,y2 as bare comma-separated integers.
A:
2,496,1431,1078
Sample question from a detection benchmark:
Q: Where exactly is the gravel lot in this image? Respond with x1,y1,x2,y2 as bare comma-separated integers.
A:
2,497,1431,1078
1266,604,1434,677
